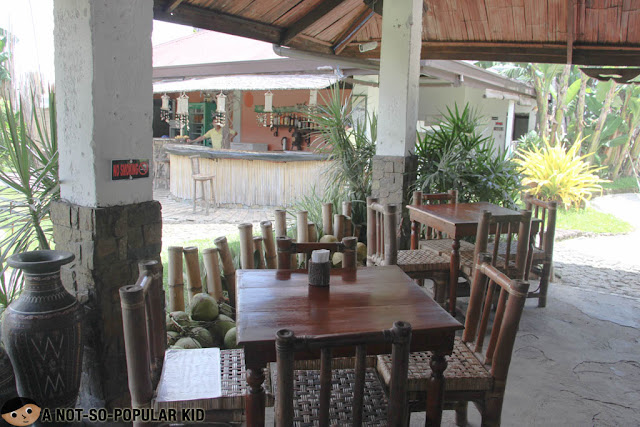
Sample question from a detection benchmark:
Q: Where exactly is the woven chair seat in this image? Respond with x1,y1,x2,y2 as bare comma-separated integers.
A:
154,348,273,411
419,239,475,256
271,366,389,427
193,173,215,181
397,249,451,272
377,337,492,397
488,241,545,261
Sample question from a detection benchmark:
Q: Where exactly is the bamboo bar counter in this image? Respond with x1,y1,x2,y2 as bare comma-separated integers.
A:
164,143,329,207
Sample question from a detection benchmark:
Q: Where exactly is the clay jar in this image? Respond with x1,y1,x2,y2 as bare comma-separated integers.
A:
2,250,83,410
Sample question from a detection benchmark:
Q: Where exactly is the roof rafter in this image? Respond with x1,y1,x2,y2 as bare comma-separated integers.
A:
333,7,376,54
154,0,282,45
280,0,349,46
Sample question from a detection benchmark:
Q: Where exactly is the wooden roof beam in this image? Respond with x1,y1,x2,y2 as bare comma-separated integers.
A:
567,0,577,64
153,0,282,45
280,0,349,46
165,0,184,14
333,8,376,54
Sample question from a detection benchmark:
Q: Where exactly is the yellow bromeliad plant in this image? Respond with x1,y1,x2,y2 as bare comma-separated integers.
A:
515,139,605,208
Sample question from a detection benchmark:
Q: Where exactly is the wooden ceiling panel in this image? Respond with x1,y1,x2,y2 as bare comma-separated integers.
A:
272,0,322,27
302,0,359,39
259,0,306,24
313,6,362,42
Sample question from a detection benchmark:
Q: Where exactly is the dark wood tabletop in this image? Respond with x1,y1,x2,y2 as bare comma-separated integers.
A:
407,202,522,238
236,266,463,427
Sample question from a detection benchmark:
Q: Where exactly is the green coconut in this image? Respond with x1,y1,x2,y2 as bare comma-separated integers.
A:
224,327,239,349
209,319,236,343
175,337,202,349
190,326,215,348
190,293,219,321
217,314,234,322
356,242,367,263
167,331,181,346
166,311,190,332
332,252,343,267
319,234,338,243
170,345,184,350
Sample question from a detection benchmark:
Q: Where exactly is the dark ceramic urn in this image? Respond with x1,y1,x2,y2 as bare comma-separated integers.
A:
2,250,83,410
0,344,17,402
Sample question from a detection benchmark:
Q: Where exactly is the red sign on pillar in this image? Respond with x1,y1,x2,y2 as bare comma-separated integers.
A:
111,159,150,180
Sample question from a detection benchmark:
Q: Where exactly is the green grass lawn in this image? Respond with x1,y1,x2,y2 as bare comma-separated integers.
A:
601,176,639,193
556,207,634,234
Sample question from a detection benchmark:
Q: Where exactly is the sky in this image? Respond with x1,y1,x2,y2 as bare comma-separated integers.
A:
0,0,194,86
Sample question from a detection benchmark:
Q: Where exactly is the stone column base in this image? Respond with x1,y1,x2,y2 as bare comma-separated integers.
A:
51,200,162,408
371,155,417,248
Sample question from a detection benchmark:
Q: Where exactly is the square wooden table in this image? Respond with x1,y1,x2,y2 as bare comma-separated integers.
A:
408,202,522,316
236,266,463,427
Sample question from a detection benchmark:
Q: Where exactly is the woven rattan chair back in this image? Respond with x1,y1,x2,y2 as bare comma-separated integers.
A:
463,253,530,382
276,236,357,272
412,190,457,240
366,197,398,266
473,209,532,280
524,195,557,307
190,155,201,176
275,321,412,427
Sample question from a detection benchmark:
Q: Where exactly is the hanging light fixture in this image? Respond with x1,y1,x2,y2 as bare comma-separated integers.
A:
176,92,190,133
216,91,226,113
309,89,318,106
264,91,273,112
160,93,171,122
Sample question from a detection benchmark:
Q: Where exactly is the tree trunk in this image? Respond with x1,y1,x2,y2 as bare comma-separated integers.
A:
575,75,589,139
587,81,617,161
550,64,572,144
533,73,550,140
222,92,233,149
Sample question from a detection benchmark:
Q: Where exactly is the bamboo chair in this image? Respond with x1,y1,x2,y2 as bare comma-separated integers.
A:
377,254,530,426
190,156,215,214
366,198,451,302
459,210,532,281
276,236,357,272
414,190,474,256
120,260,272,426
524,196,557,307
275,321,412,427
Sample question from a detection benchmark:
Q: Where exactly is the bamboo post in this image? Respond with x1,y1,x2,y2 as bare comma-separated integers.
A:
238,223,255,269
261,220,277,269
366,197,378,266
202,248,223,301
138,260,165,387
215,236,236,307
334,214,345,240
274,209,287,238
167,246,185,311
253,236,266,269
183,246,203,305
342,201,353,237
342,236,357,270
322,203,333,236
119,283,152,415
308,222,318,243
296,211,309,266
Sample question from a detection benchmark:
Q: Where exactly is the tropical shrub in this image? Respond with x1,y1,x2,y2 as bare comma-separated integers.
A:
306,85,376,226
514,138,604,208
414,103,521,208
0,88,58,308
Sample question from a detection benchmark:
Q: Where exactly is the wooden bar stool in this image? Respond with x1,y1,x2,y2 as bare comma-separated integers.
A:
190,156,215,214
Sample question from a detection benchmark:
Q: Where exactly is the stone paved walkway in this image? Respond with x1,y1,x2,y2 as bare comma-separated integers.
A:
553,193,640,300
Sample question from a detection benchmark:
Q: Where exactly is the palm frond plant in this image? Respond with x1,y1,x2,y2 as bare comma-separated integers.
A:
414,103,521,208
514,138,605,208
307,85,376,226
0,88,59,308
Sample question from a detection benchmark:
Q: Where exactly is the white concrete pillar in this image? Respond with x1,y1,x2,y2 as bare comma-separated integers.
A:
55,0,153,207
376,0,423,156
505,100,516,155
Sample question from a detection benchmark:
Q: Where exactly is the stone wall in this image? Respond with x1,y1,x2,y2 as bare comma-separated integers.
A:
371,155,417,248
51,200,162,408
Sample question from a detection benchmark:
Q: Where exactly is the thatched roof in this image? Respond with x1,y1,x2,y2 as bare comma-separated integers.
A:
153,0,640,66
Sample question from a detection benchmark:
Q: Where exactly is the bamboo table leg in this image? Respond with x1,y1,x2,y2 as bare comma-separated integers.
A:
245,362,266,427
449,238,460,317
425,351,447,427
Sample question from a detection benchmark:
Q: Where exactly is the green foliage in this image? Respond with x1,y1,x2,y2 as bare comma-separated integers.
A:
517,130,544,152
307,85,376,225
601,176,639,193
0,88,59,308
515,138,605,208
0,31,10,83
414,103,521,208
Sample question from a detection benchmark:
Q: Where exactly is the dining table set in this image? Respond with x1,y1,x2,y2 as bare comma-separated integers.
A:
235,196,538,426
